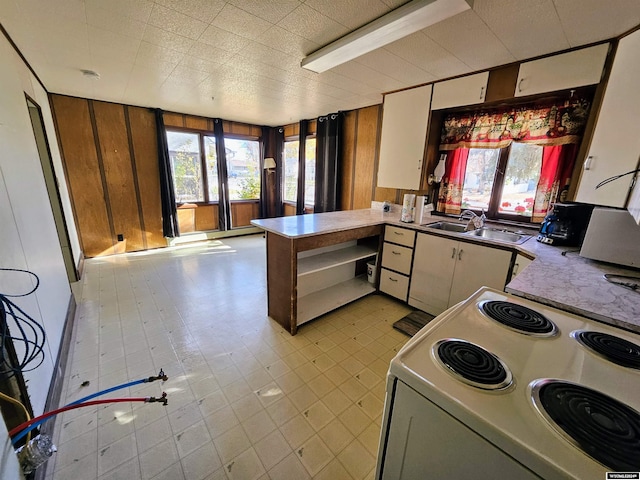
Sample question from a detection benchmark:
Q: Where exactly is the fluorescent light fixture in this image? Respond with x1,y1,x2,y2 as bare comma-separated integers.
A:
301,0,472,73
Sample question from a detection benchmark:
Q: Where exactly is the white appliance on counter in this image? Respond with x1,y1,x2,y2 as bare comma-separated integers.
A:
580,207,640,267
376,287,640,479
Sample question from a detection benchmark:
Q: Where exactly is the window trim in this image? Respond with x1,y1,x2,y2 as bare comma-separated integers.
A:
283,133,317,210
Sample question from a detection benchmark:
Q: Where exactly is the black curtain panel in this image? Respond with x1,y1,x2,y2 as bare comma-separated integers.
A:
154,108,179,238
213,118,232,231
314,112,343,213
260,126,285,218
296,119,308,215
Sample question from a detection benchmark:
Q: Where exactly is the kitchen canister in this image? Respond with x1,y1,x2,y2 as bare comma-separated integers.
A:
401,194,416,223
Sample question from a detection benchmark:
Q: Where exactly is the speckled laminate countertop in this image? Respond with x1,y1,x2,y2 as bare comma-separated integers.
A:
252,209,640,333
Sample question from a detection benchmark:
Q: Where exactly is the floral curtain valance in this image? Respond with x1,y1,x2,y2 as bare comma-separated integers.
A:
440,98,591,150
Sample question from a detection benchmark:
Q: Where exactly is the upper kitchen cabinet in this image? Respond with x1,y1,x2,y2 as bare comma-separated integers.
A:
515,43,609,97
377,85,432,190
575,32,640,207
431,72,489,110
628,172,640,224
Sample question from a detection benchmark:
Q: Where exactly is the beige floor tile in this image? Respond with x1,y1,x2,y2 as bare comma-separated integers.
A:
359,422,382,457
180,442,222,480
318,418,355,456
212,424,251,464
274,370,305,394
139,438,180,479
203,404,239,439
136,416,172,454
314,458,354,480
302,400,334,432
288,384,319,412
254,381,284,407
241,410,276,444
98,457,141,480
265,396,297,427
267,452,311,480
339,377,368,401
296,434,333,477
175,421,211,459
338,404,371,437
338,439,376,480
224,448,265,480
253,429,291,470
323,388,352,416
150,461,185,480
356,391,385,421
53,428,97,473
280,415,315,449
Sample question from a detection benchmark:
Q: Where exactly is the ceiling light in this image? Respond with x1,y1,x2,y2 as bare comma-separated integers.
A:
301,0,472,73
81,69,100,80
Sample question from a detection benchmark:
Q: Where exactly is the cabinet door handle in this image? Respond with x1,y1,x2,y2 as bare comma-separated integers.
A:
389,277,398,282
513,262,520,275
479,86,485,100
394,231,404,236
584,156,594,171
518,77,526,93
451,247,456,259
458,249,463,261
392,250,401,255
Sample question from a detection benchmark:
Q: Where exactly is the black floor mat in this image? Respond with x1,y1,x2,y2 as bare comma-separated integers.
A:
393,310,436,337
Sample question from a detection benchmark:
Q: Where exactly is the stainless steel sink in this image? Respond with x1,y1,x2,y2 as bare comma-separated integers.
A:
425,221,468,233
465,228,531,244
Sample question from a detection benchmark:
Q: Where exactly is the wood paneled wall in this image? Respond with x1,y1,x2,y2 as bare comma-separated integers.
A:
51,95,164,257
163,111,262,137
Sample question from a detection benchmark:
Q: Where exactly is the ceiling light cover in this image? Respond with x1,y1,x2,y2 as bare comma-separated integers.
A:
301,0,472,73
81,69,100,80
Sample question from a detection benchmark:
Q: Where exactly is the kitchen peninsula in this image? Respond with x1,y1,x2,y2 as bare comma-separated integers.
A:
253,208,640,335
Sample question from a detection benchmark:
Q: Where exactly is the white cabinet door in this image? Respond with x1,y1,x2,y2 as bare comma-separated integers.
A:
575,32,640,207
511,253,533,278
408,234,457,315
449,242,512,307
431,72,489,110
380,268,410,301
377,85,432,189
515,43,609,97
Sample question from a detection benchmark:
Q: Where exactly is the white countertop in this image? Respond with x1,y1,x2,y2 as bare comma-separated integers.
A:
251,208,640,333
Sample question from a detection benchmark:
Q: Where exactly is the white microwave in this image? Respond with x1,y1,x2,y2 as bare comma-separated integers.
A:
579,207,640,267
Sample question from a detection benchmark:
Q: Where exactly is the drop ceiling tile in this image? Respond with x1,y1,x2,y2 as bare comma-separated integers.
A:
304,0,391,30
314,71,379,96
154,0,226,24
199,25,251,53
85,3,147,40
381,0,409,7
277,4,349,46
88,27,141,63
423,10,516,71
179,55,226,74
553,0,640,46
236,40,296,70
330,61,405,92
142,26,195,54
187,42,235,63
148,3,209,40
255,25,319,57
355,49,434,86
85,0,153,23
19,0,87,24
227,0,302,24
211,3,273,41
135,42,184,69
473,0,570,60
165,65,211,86
37,44,92,71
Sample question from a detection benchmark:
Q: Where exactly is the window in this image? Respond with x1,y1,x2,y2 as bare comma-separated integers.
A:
460,143,543,219
282,137,316,206
166,131,203,203
166,130,260,203
225,138,260,200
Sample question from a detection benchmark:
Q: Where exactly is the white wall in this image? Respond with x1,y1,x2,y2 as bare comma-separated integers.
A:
0,29,73,423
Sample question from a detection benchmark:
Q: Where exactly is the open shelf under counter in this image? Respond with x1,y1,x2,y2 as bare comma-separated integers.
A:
297,275,375,326
297,244,378,276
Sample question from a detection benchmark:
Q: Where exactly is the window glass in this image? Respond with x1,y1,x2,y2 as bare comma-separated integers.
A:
498,143,542,217
166,131,203,202
225,138,261,200
461,149,499,211
304,138,316,206
283,140,298,202
203,136,219,202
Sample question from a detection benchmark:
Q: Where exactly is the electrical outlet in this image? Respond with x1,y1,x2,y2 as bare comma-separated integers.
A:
117,234,124,242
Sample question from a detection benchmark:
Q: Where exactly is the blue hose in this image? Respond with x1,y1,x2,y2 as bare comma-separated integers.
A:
12,378,150,446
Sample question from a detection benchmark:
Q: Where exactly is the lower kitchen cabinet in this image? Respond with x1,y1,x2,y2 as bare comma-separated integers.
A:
380,268,410,301
511,253,533,278
379,226,416,302
408,233,512,316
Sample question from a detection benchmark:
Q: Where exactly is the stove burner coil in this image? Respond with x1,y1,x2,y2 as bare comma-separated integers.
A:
573,330,640,369
531,380,640,471
479,300,557,336
434,339,513,390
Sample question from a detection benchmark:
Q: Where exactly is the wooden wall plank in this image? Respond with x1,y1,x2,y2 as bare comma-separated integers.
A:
284,123,298,138
163,112,184,127
128,106,165,249
92,101,145,252
283,203,296,216
195,205,217,231
50,95,113,257
341,110,357,210
185,115,208,130
353,105,380,210
231,201,259,227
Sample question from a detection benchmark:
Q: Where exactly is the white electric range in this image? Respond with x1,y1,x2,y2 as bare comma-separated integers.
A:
376,287,640,480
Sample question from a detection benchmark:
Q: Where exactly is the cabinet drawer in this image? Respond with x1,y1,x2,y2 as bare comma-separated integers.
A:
384,226,415,247
381,243,413,275
379,268,409,301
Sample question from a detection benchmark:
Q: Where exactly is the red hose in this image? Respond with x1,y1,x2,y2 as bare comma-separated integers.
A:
9,397,148,438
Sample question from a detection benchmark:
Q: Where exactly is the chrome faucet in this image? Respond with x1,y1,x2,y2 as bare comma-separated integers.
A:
459,209,486,230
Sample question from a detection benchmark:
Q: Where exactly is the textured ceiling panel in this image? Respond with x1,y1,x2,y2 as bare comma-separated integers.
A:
1,0,638,126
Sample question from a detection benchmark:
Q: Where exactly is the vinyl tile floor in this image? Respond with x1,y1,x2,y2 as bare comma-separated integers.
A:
45,233,412,480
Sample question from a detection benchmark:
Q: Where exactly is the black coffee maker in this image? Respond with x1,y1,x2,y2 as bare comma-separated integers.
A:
537,203,594,246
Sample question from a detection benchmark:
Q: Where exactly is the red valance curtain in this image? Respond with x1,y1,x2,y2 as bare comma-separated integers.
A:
440,98,591,150
438,149,469,214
